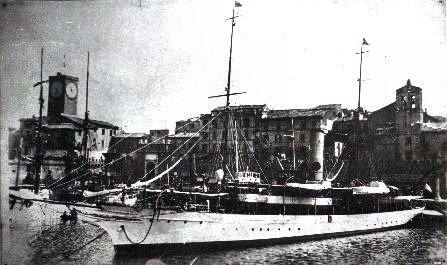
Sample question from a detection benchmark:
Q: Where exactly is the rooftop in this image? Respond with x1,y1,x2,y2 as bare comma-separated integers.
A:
61,114,119,129
113,133,148,138
396,79,422,93
265,106,339,119
312,104,342,110
212,104,269,112
422,123,447,133
43,123,80,130
168,132,200,138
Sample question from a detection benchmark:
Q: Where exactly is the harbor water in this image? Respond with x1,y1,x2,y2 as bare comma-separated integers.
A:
4,201,447,265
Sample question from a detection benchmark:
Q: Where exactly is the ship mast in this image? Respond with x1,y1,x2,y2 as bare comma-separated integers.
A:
81,52,90,191
357,38,369,110
34,48,45,194
354,38,369,179
223,8,236,175
208,4,246,177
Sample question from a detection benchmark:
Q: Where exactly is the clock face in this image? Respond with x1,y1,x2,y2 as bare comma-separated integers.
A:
50,81,63,98
65,82,78,99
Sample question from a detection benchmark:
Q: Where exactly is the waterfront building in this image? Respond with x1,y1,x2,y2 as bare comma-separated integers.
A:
329,79,447,197
259,104,342,181
103,130,171,186
7,72,120,186
198,105,269,177
175,118,201,134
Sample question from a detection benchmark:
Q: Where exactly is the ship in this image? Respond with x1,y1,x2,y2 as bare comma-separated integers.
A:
76,6,424,255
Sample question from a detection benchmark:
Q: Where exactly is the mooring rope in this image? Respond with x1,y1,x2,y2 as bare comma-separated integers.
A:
120,190,166,244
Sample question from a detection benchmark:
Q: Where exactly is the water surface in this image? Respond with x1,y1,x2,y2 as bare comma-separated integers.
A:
5,202,447,265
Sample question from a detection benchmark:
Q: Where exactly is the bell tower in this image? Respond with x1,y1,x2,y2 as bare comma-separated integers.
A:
47,72,79,123
395,79,423,132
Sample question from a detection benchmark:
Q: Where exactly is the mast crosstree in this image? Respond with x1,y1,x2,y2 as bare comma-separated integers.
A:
208,4,246,177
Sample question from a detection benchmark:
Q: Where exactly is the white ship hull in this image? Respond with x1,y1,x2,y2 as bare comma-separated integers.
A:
83,207,424,254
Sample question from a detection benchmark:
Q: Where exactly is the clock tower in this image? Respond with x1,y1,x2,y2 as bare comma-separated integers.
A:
47,72,79,123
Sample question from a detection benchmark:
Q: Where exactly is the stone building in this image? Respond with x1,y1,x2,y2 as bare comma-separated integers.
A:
329,79,447,197
369,80,446,162
171,104,342,182
8,72,120,187
103,130,171,186
260,104,342,181
199,105,270,175
175,118,201,134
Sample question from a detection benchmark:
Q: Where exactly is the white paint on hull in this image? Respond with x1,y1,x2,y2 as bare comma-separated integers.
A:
85,207,424,247
238,194,333,205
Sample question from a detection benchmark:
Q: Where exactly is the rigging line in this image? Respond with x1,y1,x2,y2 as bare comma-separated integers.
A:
327,144,347,176
134,136,203,187
51,132,138,182
49,117,199,188
235,122,266,178
137,112,222,182
48,118,201,189
209,129,224,179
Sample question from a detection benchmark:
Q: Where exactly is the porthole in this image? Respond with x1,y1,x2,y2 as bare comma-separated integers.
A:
252,228,254,231
298,228,300,230
200,221,203,224
184,221,187,224
260,228,262,231
278,228,281,231
267,228,270,231
167,220,171,223
288,228,291,231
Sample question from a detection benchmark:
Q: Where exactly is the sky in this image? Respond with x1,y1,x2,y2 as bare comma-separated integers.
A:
0,0,446,133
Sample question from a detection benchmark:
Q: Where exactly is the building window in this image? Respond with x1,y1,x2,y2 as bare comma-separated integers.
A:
102,129,105,135
110,130,113,136
300,133,305,142
263,134,269,142
275,134,282,143
263,124,268,132
276,122,281,131
101,140,104,148
405,150,412,160
202,144,207,153
203,120,208,126
243,118,250,127
302,121,307,129
213,132,217,140
405,137,411,146
245,131,250,140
